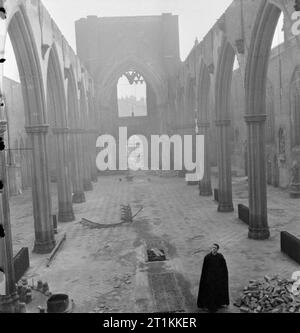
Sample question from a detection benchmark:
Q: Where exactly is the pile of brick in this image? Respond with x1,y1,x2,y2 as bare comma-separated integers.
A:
234,275,300,313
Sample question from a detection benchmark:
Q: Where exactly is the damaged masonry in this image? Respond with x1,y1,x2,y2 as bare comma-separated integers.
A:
0,0,300,314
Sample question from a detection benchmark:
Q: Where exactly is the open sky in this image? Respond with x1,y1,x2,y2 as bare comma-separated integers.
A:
4,0,284,83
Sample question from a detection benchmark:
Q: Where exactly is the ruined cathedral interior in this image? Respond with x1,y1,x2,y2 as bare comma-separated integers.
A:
0,0,300,314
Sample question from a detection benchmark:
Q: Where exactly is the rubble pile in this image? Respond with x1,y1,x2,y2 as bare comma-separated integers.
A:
17,278,32,304
17,278,51,304
234,275,300,313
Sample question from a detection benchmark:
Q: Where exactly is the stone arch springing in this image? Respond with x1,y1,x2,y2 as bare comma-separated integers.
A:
214,39,236,212
197,61,211,122
244,0,283,240
290,66,300,147
65,67,86,203
47,45,66,183
215,41,236,122
46,45,67,127
197,61,213,196
46,44,75,222
245,1,282,117
7,4,55,254
8,5,46,125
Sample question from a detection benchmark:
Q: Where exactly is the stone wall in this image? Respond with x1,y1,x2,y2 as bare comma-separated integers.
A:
75,13,181,137
2,77,31,196
231,39,300,189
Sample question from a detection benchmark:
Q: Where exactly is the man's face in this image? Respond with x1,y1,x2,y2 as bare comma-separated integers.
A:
211,245,218,255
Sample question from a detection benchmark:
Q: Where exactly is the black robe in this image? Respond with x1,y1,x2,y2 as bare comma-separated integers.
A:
0,224,5,238
197,252,229,311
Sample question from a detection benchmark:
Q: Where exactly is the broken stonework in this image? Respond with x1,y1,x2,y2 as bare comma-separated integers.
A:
234,275,300,313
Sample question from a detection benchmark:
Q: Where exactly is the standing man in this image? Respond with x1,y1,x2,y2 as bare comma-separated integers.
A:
197,244,229,313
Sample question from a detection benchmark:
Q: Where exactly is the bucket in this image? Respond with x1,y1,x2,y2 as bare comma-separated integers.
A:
47,294,70,313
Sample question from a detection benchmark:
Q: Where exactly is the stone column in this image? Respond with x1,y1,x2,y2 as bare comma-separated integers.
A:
198,121,212,196
69,129,86,203
52,128,75,222
89,130,98,182
245,114,270,240
25,125,56,254
215,119,234,212
289,161,300,198
81,130,93,192
85,130,94,188
0,121,19,313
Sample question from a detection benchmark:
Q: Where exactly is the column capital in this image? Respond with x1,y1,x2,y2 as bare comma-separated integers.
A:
25,124,50,135
244,114,267,124
0,120,7,135
52,127,69,135
214,119,231,127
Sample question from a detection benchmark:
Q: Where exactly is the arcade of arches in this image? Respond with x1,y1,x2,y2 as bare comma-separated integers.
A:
0,0,300,313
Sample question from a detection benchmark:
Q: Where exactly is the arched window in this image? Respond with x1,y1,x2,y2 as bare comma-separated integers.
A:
117,70,147,117
290,67,300,147
266,82,275,144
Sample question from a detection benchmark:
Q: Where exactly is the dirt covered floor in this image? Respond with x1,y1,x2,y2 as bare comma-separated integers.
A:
9,173,300,313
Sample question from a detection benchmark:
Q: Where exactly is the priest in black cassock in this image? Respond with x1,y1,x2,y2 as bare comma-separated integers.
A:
197,244,229,313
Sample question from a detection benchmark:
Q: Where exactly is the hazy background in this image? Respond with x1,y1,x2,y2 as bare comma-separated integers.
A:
4,0,284,82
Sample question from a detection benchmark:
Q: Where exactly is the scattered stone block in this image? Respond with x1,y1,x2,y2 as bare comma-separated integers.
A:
281,231,300,265
234,275,300,313
13,248,30,283
214,189,219,202
238,204,249,225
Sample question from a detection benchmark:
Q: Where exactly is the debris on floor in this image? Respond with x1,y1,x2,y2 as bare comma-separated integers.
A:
81,218,126,229
17,278,53,313
90,304,111,313
121,204,143,223
47,233,67,267
80,205,143,229
234,275,300,313
147,248,166,262
120,204,133,223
